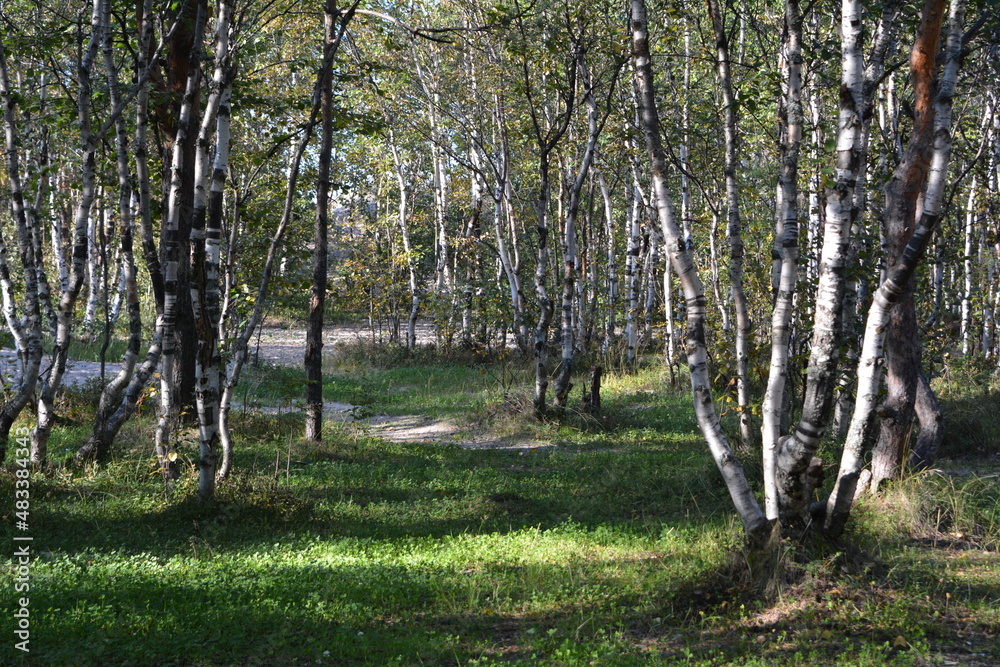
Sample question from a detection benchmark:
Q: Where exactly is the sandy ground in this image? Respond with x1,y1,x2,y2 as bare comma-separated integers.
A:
0,323,541,449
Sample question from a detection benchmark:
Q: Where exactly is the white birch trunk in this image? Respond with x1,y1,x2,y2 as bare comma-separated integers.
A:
632,0,768,540
31,0,104,465
596,169,618,351
625,162,642,365
89,0,143,450
388,132,420,350
961,177,976,356
826,0,963,534
156,7,206,480
708,0,753,449
761,0,804,520
189,0,232,499
773,0,865,523
0,36,44,461
553,64,603,409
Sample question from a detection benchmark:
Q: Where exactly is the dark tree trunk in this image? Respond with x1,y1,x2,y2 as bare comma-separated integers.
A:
155,0,207,417
305,0,336,442
908,368,945,469
869,0,945,490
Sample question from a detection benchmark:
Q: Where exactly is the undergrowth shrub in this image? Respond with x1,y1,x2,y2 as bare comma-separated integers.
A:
934,355,1000,460
853,470,1000,550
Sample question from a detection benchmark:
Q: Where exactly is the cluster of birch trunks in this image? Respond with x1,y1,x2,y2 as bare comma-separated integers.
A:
1,0,996,529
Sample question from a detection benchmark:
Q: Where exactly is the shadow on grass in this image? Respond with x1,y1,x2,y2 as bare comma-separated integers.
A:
19,552,716,666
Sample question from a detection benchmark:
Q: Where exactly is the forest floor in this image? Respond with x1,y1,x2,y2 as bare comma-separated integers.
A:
2,332,999,666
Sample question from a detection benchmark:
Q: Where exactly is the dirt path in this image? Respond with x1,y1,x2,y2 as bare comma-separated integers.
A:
246,322,439,366
0,324,543,449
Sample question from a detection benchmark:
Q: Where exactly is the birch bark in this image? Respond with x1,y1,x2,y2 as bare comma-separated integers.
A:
0,38,43,462
188,0,233,497
772,0,865,523
31,0,104,465
707,0,753,449
826,0,963,534
76,0,166,463
155,6,206,480
554,57,605,409
761,0,804,520
632,0,768,540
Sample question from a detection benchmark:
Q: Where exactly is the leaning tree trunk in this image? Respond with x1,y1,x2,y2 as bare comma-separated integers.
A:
554,58,605,410
89,0,144,450
832,0,901,439
868,0,953,494
825,0,962,535
31,0,104,466
76,0,167,464
632,0,768,540
386,130,420,351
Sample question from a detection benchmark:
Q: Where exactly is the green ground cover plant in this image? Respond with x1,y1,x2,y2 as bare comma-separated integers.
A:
1,349,998,665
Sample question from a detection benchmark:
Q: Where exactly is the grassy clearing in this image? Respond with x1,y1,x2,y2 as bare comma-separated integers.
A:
1,347,998,666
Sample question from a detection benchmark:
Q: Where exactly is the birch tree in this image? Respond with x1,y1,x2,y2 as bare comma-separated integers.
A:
706,0,753,450
826,0,964,534
30,0,104,465
553,53,618,409
632,0,769,541
760,0,804,521
769,0,866,524
0,37,44,463
155,6,206,480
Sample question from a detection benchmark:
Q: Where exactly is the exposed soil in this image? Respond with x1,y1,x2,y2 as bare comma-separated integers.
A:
245,321,439,366
0,323,543,449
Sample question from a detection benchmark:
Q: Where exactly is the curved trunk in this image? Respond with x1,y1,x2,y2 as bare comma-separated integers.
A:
31,0,105,466
868,0,951,494
76,0,164,464
0,38,44,462
88,0,144,453
632,0,768,540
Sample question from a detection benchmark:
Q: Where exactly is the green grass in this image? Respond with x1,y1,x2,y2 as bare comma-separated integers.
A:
1,351,998,666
